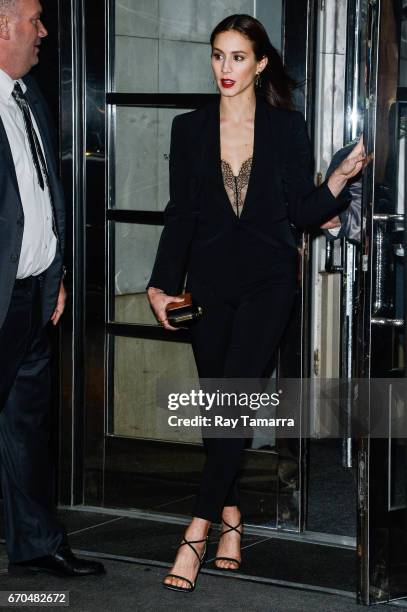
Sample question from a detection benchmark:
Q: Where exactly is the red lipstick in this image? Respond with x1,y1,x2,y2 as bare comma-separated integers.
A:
221,79,236,88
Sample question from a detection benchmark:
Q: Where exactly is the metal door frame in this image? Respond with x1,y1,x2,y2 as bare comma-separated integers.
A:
57,0,340,539
354,0,407,604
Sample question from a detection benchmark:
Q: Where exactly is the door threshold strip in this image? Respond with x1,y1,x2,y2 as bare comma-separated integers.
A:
72,548,356,600
59,504,356,549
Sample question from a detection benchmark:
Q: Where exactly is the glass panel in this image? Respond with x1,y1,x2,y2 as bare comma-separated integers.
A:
371,1,405,375
111,336,199,441
390,440,407,509
400,0,407,88
113,0,256,94
113,107,193,211
113,222,165,324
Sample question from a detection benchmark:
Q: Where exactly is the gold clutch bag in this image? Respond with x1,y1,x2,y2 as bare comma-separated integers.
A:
165,292,203,328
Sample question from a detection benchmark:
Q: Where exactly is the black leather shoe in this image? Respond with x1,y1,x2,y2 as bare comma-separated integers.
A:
8,546,105,578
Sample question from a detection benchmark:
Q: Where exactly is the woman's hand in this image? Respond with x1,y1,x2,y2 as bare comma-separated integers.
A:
320,215,341,230
147,287,184,331
327,135,373,197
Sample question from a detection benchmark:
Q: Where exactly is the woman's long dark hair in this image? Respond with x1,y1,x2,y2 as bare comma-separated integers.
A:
210,14,296,110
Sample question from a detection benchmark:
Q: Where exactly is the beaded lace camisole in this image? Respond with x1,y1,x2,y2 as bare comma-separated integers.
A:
221,156,253,217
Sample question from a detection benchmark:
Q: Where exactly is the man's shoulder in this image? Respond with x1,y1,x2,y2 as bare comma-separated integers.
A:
22,74,54,128
22,74,48,110
22,74,41,95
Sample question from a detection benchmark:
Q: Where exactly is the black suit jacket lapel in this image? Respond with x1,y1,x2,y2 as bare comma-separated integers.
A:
241,95,277,219
201,97,221,183
23,79,64,247
24,84,56,176
0,116,20,196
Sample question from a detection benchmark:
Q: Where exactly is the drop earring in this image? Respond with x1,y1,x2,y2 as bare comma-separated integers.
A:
255,72,262,87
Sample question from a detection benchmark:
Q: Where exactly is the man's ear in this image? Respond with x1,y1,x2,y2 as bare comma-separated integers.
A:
0,15,10,40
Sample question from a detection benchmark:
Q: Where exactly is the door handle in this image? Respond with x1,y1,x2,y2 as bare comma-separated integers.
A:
373,214,404,221
372,214,404,315
325,238,343,272
371,317,404,327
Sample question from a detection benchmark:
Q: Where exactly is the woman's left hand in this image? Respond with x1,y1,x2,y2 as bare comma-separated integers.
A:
334,135,372,180
327,135,373,197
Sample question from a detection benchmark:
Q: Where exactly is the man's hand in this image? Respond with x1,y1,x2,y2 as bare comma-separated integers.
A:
50,280,67,326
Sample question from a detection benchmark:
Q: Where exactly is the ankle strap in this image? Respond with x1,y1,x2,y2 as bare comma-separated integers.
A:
179,536,208,562
221,519,243,534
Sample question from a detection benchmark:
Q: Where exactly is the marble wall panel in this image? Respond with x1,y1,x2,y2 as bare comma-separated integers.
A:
114,336,200,442
115,107,195,213
115,0,159,38
256,0,283,52
323,0,347,55
157,107,194,209
159,39,217,93
115,293,158,325
115,36,158,92
158,0,254,43
115,107,159,210
115,223,163,295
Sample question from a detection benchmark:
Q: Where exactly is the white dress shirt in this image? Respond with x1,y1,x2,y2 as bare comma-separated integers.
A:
0,68,56,278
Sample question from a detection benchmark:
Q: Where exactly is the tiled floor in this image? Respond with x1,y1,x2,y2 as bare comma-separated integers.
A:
0,505,356,594
0,553,401,612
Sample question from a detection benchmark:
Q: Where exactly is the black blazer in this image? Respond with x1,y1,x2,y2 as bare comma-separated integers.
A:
148,95,345,298
0,75,65,330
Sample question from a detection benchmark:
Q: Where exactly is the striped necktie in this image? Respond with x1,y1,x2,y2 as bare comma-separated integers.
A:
12,81,46,191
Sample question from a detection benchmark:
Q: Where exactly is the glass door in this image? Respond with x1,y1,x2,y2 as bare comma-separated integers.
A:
79,0,318,531
356,0,407,604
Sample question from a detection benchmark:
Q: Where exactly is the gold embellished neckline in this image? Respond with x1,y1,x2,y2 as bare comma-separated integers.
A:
220,156,253,178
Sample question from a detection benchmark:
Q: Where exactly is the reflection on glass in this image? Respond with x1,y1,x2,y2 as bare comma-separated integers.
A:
389,383,407,510
390,439,407,509
400,0,407,88
112,336,199,441
376,1,407,513
372,0,405,374
113,222,162,324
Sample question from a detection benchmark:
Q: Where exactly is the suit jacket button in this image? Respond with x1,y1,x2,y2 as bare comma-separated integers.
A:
10,254,18,262
17,217,24,227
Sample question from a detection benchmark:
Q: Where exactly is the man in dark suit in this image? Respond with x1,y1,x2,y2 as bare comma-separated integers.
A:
0,0,104,577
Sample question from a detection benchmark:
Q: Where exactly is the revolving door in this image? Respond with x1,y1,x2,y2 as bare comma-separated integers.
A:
354,0,407,604
57,0,316,532
50,0,407,605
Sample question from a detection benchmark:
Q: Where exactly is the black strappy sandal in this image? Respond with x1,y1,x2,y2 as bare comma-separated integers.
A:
214,519,243,572
163,536,208,593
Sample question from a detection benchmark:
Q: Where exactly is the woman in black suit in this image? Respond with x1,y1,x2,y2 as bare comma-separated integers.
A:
147,14,367,593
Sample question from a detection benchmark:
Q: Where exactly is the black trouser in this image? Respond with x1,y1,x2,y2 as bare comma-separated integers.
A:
0,277,65,562
189,280,297,522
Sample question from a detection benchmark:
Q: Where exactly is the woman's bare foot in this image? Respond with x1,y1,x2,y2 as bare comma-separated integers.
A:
163,518,210,590
214,506,243,570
